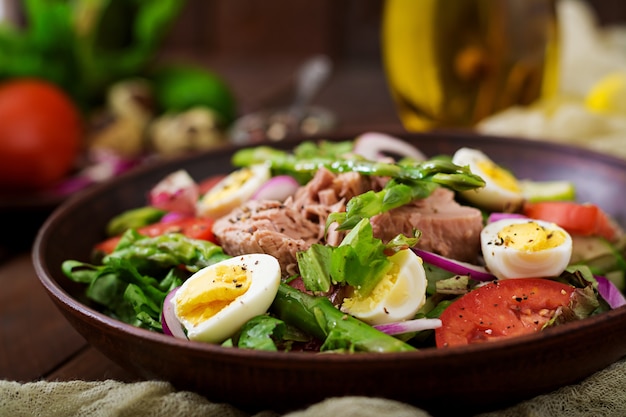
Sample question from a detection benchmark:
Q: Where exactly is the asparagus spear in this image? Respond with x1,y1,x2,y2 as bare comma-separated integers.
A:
105,206,167,237
271,283,417,353
233,144,485,230
233,145,484,187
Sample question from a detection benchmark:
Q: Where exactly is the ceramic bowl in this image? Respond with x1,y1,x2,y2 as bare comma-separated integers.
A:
33,131,626,415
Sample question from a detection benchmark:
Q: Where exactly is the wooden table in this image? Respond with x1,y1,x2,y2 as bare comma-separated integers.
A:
0,58,405,385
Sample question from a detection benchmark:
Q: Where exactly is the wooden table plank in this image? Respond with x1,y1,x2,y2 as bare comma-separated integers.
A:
0,253,87,381
47,346,139,383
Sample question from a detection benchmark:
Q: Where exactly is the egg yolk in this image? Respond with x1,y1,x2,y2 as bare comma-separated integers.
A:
203,168,253,204
341,262,402,313
477,160,521,193
497,221,567,252
175,264,251,326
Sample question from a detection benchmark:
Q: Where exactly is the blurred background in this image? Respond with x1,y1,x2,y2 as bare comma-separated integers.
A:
160,0,623,64
159,0,625,115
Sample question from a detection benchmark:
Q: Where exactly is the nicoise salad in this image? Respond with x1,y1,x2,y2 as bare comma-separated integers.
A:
62,132,626,352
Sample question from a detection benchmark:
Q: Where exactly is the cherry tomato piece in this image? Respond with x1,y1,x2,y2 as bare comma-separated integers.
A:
435,278,575,348
523,201,618,241
95,217,217,254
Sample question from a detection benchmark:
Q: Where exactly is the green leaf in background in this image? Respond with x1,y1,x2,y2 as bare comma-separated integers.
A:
0,0,187,110
149,64,237,125
0,0,79,94
73,0,186,107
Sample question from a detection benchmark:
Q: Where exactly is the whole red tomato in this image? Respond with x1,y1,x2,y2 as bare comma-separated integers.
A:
0,78,83,190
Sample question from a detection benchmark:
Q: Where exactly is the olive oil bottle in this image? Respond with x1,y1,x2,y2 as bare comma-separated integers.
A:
381,0,560,131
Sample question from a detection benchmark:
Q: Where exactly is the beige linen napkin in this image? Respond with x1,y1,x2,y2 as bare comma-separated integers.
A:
2,357,626,417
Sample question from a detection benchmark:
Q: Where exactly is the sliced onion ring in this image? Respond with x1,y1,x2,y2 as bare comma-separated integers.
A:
353,132,427,162
162,287,188,339
251,175,300,201
412,248,496,282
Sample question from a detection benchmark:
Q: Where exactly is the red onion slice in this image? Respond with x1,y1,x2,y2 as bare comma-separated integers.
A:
595,275,626,309
374,318,442,335
353,132,427,162
159,211,189,223
487,212,528,223
251,175,300,201
412,248,496,282
162,287,188,339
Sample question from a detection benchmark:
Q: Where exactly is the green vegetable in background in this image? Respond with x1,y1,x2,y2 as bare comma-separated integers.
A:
0,0,187,110
150,64,237,125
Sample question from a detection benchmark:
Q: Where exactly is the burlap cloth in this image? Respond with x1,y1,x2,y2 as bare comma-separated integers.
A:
2,356,626,417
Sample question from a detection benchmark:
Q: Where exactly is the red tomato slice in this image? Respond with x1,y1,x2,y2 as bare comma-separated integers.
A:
94,217,217,254
435,278,575,348
523,201,618,241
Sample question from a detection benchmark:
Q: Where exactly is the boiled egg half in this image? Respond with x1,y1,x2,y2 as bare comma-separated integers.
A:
197,163,270,219
172,253,281,343
452,147,524,212
481,218,573,280
340,249,427,325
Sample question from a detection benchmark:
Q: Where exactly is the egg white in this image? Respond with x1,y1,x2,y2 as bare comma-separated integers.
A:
452,147,524,212
481,218,573,280
196,163,271,219
340,249,427,325
172,253,281,343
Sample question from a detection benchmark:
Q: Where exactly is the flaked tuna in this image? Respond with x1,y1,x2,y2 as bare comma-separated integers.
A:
213,168,484,276
212,200,320,277
370,187,483,262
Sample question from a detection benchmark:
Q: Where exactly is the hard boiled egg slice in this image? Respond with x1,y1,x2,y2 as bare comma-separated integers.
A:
197,163,270,219
452,147,524,212
340,249,427,326
172,253,281,343
481,218,573,280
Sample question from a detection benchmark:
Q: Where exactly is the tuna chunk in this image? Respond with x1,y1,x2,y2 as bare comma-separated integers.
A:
287,168,376,246
212,200,321,276
370,187,483,262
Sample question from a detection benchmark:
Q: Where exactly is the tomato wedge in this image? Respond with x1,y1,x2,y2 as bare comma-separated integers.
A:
435,278,575,348
94,217,217,254
523,201,618,241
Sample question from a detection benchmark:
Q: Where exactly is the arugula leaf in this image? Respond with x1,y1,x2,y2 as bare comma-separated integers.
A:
235,315,286,351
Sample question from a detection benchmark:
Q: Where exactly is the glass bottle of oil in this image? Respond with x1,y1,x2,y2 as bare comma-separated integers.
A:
381,0,560,131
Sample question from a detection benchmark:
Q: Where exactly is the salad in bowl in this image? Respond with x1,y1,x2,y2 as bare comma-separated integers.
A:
59,131,626,354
